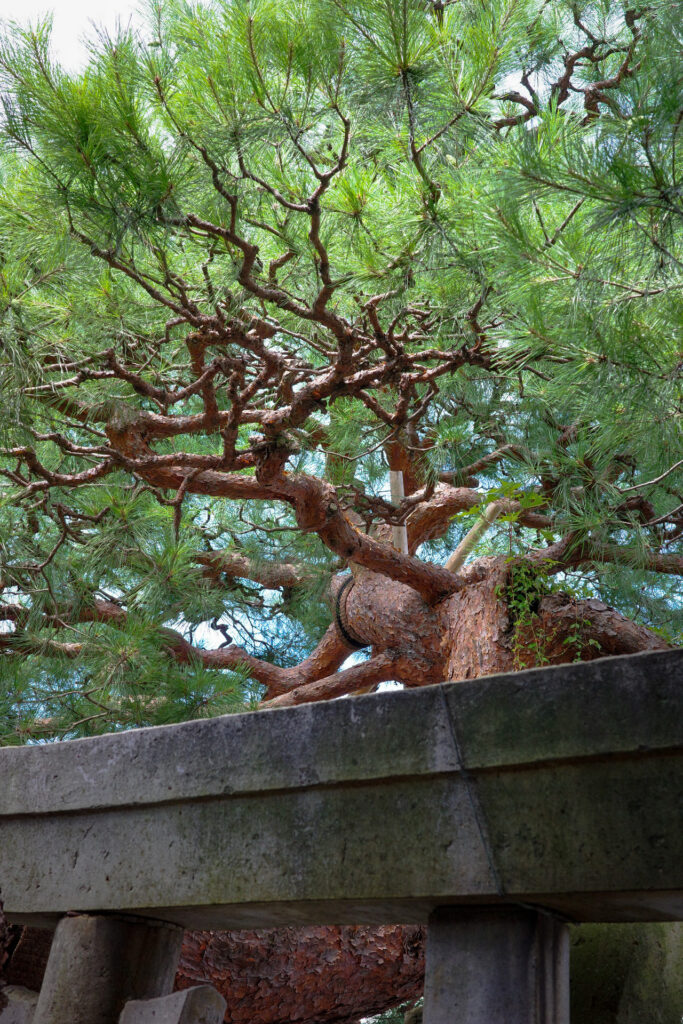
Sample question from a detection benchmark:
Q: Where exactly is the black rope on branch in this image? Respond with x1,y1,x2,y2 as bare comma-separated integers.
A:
334,575,369,649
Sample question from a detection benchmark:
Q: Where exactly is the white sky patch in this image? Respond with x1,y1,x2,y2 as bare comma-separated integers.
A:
0,0,144,71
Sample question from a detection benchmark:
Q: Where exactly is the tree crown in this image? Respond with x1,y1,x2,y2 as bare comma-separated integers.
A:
0,0,681,740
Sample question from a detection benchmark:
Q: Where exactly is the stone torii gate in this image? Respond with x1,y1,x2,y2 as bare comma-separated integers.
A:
1,649,681,1024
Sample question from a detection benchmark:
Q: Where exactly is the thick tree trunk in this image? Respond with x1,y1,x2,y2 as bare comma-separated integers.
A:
175,926,424,1024
436,557,668,680
1,555,673,1023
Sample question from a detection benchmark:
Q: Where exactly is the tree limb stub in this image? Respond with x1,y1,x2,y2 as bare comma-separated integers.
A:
260,652,398,708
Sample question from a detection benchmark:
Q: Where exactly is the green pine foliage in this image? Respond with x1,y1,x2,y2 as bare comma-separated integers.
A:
0,0,681,741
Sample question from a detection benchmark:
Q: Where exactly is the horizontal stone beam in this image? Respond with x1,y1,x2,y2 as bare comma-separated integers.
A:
1,650,681,930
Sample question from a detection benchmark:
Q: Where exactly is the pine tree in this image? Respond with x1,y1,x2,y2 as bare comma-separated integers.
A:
0,1,680,1020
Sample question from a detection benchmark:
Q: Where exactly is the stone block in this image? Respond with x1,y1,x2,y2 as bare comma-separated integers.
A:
0,985,39,1023
31,915,183,1024
119,986,226,1024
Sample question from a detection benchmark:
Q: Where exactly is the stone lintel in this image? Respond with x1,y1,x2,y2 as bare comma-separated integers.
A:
1,650,681,930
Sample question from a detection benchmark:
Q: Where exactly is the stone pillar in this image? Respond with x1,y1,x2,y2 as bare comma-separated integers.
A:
422,906,570,1024
32,914,184,1024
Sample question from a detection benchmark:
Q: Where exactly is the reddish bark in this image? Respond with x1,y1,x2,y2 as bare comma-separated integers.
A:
195,551,314,590
518,592,670,666
437,558,669,680
438,559,513,680
266,554,669,705
175,926,424,1024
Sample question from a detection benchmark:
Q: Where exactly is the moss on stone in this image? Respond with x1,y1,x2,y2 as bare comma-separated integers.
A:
571,923,683,1024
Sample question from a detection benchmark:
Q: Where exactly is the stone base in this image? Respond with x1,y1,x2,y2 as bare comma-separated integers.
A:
0,986,39,1024
119,986,226,1023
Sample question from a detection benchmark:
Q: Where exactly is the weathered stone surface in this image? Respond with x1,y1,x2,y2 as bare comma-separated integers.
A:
0,986,38,1023
119,986,226,1024
570,922,683,1024
1,650,681,929
31,915,183,1024
422,907,570,1024
2,649,679,816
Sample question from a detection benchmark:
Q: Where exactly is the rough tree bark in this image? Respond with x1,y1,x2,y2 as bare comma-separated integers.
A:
0,924,425,1024
175,926,425,1024
262,552,669,708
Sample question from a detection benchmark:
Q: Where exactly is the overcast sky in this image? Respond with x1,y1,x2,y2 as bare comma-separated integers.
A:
0,0,143,70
